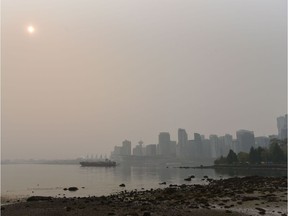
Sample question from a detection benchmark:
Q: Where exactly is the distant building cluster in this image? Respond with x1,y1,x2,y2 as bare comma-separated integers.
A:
111,115,287,160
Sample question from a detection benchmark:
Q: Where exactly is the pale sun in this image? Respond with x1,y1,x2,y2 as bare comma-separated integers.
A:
27,25,35,34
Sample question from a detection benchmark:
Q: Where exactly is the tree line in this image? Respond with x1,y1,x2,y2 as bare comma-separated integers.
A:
214,139,287,165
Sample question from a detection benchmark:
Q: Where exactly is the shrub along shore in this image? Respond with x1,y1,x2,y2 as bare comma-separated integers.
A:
214,139,287,165
179,163,287,170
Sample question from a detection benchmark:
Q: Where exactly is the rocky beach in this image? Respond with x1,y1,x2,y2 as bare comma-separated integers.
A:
1,176,287,216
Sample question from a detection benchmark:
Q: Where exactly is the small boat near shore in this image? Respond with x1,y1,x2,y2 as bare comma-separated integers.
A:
80,159,117,167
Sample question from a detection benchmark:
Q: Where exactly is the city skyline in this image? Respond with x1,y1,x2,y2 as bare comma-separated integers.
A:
113,114,286,148
2,114,285,161
111,114,286,162
2,0,286,160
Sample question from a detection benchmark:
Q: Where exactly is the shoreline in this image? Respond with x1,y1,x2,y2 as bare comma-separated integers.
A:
1,176,287,216
177,164,287,171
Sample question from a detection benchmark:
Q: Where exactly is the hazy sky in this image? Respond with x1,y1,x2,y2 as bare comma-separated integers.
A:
2,0,287,160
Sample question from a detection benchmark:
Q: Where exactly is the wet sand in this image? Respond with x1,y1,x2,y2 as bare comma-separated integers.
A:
1,176,287,216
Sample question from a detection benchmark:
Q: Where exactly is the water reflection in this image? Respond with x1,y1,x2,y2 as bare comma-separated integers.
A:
158,167,172,182
2,164,286,199
111,165,218,185
115,165,132,182
214,167,286,177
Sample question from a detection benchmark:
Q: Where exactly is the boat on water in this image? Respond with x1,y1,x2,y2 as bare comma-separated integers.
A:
80,159,117,167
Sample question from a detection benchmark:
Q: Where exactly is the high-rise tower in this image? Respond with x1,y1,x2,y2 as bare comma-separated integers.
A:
236,130,255,153
277,115,287,140
158,132,171,156
177,128,188,157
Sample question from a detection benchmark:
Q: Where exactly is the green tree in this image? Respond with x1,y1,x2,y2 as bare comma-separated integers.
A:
237,152,249,163
214,156,227,165
269,142,286,163
260,148,269,163
249,147,258,164
226,150,238,164
256,147,265,163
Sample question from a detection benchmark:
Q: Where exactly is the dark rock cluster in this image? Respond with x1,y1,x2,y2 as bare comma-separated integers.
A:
2,176,287,216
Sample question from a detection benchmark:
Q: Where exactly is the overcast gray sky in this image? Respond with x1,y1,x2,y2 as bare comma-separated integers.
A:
2,0,287,160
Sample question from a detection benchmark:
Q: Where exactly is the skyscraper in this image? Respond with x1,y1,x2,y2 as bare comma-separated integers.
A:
145,144,157,156
218,136,225,157
177,128,188,158
122,140,132,155
194,133,203,158
223,134,233,155
236,130,255,153
201,138,211,158
132,141,144,156
169,141,177,156
255,136,270,148
209,135,218,158
158,132,171,156
277,115,287,140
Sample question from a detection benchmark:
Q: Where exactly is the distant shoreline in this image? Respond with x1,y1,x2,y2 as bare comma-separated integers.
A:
1,160,81,165
177,163,287,171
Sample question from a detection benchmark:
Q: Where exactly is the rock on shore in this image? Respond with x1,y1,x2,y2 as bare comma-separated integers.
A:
1,176,287,216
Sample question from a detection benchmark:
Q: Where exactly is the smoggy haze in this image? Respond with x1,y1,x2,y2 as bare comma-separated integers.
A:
1,0,287,160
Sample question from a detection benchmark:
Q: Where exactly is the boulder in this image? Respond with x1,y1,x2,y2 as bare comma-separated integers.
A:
68,187,79,191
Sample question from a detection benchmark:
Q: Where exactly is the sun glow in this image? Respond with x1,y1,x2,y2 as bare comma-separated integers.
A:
27,25,35,34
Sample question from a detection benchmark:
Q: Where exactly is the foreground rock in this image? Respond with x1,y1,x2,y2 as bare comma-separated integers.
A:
68,187,78,191
1,176,287,216
26,196,53,202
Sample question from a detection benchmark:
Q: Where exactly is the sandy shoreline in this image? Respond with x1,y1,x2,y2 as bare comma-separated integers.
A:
1,176,287,216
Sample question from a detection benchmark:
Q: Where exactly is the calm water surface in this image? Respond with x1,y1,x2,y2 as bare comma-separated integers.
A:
1,164,285,200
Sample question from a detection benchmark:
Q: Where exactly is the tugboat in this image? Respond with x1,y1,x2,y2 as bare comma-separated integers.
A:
80,159,117,167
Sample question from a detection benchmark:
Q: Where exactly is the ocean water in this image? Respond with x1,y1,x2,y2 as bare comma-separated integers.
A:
1,164,286,200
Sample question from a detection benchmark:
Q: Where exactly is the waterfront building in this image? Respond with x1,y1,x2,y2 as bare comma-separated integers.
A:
232,139,239,153
277,114,287,140
209,135,218,158
133,141,144,156
113,146,122,155
236,130,255,153
186,140,194,159
218,136,225,157
177,128,188,158
169,141,177,156
224,134,233,155
202,138,211,158
158,132,171,156
269,134,278,140
122,140,132,155
194,133,203,158
201,135,205,141
145,144,157,156
255,136,270,148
